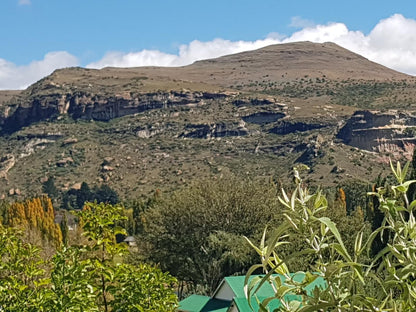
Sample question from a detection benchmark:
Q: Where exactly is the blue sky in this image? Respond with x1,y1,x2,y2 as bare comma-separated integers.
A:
2,0,416,89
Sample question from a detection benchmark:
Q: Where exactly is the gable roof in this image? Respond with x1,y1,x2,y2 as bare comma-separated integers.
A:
214,273,326,300
180,273,327,312
221,276,275,298
178,294,230,312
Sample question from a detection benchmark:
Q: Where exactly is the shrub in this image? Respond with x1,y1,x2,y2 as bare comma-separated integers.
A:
245,162,416,311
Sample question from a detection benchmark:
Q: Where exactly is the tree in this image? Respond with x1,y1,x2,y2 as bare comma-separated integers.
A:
0,199,9,224
245,162,416,311
336,179,369,215
42,177,59,201
62,182,119,210
77,182,93,209
46,246,98,311
0,202,178,311
138,175,281,295
112,263,178,312
76,202,128,311
93,184,118,205
0,225,49,311
7,196,62,246
74,202,178,311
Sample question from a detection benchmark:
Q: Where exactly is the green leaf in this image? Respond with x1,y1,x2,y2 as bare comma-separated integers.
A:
318,217,352,262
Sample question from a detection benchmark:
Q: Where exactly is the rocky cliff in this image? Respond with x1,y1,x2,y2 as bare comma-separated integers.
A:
0,90,229,134
336,110,416,152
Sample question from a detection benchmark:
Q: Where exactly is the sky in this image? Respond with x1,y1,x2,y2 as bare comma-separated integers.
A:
2,0,416,90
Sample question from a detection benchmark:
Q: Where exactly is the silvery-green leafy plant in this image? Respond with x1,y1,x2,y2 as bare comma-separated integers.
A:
245,161,416,311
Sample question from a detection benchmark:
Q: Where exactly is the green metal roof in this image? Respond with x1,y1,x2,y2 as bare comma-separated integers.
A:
223,273,326,298
178,294,230,312
179,295,210,312
180,273,327,312
224,276,275,298
233,297,282,312
200,299,230,312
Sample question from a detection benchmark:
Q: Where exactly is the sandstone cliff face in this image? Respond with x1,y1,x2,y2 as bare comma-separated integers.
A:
0,154,15,180
242,112,285,125
181,122,249,139
0,90,229,134
336,110,416,152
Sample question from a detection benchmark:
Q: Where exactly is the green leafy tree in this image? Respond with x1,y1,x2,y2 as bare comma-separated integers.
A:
112,263,178,312
76,202,128,311
77,182,93,209
0,202,178,311
76,202,178,311
138,175,281,295
92,185,119,205
46,246,98,311
0,225,49,311
42,177,59,201
62,183,119,210
0,199,9,224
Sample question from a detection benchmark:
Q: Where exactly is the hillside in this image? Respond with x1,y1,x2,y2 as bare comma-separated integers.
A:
1,41,416,201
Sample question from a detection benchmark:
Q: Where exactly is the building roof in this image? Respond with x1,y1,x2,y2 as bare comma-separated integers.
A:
179,273,327,312
178,294,210,311
217,272,325,299
123,236,136,242
178,294,230,312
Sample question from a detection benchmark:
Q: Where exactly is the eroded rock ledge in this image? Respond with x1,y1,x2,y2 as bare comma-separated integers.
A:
336,110,416,152
0,90,229,134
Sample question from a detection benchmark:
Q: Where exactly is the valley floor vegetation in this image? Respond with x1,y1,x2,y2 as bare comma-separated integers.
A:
0,201,177,311
1,157,416,311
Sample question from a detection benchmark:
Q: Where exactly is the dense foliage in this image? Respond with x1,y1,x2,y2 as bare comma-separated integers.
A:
137,175,282,296
0,201,177,311
7,196,62,245
246,162,416,311
62,182,119,210
3,159,415,310
135,175,367,297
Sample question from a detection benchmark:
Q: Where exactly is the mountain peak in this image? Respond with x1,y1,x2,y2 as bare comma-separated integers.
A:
187,41,410,83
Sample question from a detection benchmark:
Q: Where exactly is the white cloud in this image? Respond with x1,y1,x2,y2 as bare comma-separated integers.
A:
86,14,416,77
3,14,416,90
280,14,416,75
87,38,281,68
18,0,31,6
0,52,79,90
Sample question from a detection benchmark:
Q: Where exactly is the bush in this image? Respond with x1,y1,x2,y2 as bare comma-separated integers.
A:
138,175,282,296
0,202,177,311
245,162,416,311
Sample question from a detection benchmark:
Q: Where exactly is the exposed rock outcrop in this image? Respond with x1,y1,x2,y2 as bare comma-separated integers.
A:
56,157,74,167
0,90,230,134
336,110,416,152
242,111,285,125
181,122,249,139
62,138,78,146
232,98,275,107
22,138,57,157
295,134,326,165
0,154,15,180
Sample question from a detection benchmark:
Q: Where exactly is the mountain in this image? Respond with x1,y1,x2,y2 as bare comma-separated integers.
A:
1,41,416,201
